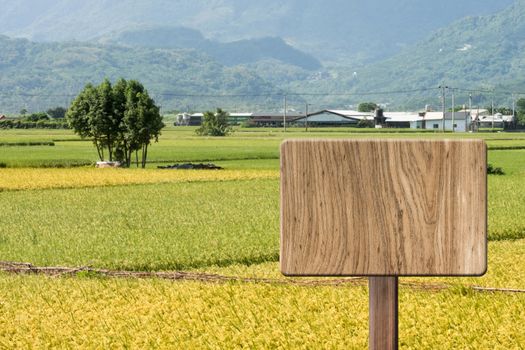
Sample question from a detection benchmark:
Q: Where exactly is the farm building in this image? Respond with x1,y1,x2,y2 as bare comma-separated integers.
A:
246,112,304,127
175,113,203,126
457,108,514,130
0,114,6,120
247,110,374,127
418,111,471,132
175,108,498,131
382,111,472,131
476,113,514,129
300,110,373,126
383,112,423,128
176,112,253,126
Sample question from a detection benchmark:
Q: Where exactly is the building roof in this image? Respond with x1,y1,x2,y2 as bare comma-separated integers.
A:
308,109,374,121
423,111,470,120
479,114,514,122
189,112,253,117
384,112,423,123
252,112,303,118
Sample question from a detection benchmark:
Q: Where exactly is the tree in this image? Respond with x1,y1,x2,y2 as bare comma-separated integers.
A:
516,98,525,127
356,119,374,128
516,98,525,112
121,80,164,167
67,79,164,167
196,108,231,136
357,102,378,112
25,112,49,122
46,106,67,119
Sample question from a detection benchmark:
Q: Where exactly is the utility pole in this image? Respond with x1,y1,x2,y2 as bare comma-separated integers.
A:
451,88,455,132
469,93,473,132
491,95,495,132
439,85,447,132
305,103,309,132
512,93,516,129
283,95,287,132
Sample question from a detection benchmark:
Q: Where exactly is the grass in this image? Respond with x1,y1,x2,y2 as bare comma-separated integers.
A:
1,171,524,270
195,238,525,290
0,179,280,270
2,127,525,168
1,127,525,348
0,274,523,349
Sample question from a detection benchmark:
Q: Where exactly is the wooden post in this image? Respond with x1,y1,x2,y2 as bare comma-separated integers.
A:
369,277,398,350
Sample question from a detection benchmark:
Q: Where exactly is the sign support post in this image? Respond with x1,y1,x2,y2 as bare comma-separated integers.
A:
369,277,398,350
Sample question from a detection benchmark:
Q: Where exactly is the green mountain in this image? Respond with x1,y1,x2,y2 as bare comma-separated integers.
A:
264,0,525,109
109,27,321,70
342,0,525,108
0,0,513,63
0,1,523,112
0,35,283,113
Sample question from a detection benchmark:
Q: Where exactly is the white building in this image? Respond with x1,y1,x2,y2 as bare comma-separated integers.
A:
417,111,471,132
380,111,471,131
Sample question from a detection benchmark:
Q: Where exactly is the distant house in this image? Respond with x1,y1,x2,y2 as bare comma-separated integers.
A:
227,113,253,125
303,110,373,126
360,110,473,131
176,112,253,126
248,112,303,127
175,113,203,126
175,108,488,131
0,114,6,120
477,113,514,129
384,112,423,129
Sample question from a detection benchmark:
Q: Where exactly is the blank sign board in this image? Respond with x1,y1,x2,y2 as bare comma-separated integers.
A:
280,139,487,276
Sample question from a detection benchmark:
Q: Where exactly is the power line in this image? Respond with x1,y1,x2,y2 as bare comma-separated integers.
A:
0,86,522,108
0,87,440,98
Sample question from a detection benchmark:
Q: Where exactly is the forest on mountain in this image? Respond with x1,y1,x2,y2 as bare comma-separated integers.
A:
0,0,523,112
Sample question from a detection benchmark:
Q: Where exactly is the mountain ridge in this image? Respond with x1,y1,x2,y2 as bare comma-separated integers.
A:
107,26,322,70
0,0,514,63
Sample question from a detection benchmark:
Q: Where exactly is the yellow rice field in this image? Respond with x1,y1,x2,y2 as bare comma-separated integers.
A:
0,273,523,349
0,168,279,191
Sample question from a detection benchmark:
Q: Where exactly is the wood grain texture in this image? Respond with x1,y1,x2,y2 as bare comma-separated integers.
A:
369,277,398,350
280,139,487,276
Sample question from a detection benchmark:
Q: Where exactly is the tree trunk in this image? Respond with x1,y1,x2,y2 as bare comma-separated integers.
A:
144,144,148,168
141,144,148,169
107,136,113,162
127,148,132,168
95,141,103,161
141,145,145,168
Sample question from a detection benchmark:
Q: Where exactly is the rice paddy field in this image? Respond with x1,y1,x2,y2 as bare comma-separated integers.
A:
1,126,525,349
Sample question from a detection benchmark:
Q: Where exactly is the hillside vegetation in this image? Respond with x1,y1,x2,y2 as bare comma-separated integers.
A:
110,27,321,70
0,0,512,63
0,35,282,112
0,1,524,111
345,0,525,105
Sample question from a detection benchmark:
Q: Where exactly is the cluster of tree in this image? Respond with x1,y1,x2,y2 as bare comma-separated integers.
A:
19,107,67,119
357,102,378,112
67,79,164,167
196,108,231,136
46,107,68,119
0,119,69,129
516,98,525,127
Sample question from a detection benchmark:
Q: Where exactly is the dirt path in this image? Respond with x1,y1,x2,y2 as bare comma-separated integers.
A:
1,261,524,294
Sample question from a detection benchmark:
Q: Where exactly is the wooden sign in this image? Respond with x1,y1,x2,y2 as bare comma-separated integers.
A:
280,139,487,276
